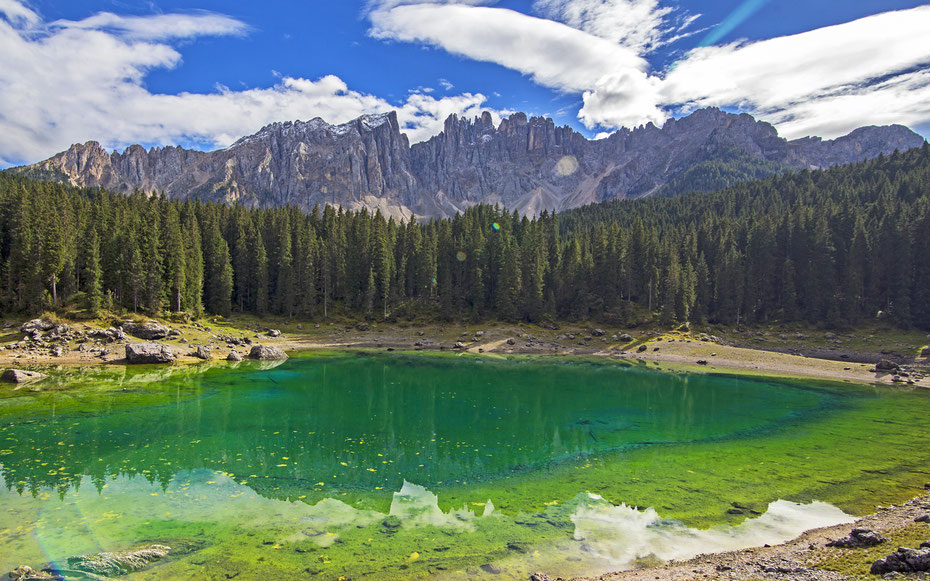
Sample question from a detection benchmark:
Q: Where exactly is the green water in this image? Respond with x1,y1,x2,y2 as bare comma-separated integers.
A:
1,353,929,579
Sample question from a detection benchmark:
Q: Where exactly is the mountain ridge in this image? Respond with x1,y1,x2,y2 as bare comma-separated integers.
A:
15,108,925,218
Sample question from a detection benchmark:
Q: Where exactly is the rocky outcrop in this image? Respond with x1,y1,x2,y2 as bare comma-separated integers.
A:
121,321,170,341
1,369,46,384
248,345,288,360
19,108,925,218
125,343,175,364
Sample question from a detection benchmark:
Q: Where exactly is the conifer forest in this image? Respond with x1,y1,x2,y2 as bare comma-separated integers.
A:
1,144,929,330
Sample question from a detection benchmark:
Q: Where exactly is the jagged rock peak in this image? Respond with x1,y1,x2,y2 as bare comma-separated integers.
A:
233,111,401,147
17,107,926,220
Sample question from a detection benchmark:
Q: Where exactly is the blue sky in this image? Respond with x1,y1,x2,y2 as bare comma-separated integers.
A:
1,0,929,166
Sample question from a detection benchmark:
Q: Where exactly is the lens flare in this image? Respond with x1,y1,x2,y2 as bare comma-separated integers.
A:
491,222,500,232
556,155,579,177
455,251,467,262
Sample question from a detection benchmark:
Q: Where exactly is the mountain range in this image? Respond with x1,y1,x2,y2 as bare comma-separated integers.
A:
14,107,926,218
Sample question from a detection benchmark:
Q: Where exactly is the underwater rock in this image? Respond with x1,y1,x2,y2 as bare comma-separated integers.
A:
125,343,176,364
871,546,930,574
827,528,887,548
1,369,46,383
66,544,171,577
248,345,288,360
8,565,58,580
10,545,170,580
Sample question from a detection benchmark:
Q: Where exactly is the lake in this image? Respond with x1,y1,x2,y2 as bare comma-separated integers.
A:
2,353,929,579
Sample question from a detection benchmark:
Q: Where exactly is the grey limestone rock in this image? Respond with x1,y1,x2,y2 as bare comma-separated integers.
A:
121,321,170,341
21,109,924,219
1,369,46,384
248,345,288,360
870,546,930,575
125,343,175,364
20,319,55,334
827,528,887,548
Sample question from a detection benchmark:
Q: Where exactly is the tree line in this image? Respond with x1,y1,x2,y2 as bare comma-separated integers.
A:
0,143,928,329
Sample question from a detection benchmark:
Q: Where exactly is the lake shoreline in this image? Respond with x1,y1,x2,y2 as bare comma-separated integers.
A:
2,319,928,390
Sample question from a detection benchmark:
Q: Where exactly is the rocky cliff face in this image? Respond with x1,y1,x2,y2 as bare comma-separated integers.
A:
20,108,926,218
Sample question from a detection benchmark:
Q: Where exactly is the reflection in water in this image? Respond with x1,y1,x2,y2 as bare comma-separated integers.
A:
571,496,854,567
0,470,854,579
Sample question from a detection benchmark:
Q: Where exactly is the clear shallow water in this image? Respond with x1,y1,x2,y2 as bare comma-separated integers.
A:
1,353,929,579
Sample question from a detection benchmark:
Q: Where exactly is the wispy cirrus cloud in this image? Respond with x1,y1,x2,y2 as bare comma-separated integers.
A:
532,0,696,53
0,1,503,166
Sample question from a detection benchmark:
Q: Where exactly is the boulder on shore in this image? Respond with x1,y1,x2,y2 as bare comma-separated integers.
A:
125,343,175,364
875,359,899,371
20,319,55,334
870,546,930,575
1,369,46,384
227,351,242,362
921,347,930,358
121,321,170,341
194,346,212,360
619,334,633,342
827,528,887,548
248,345,288,360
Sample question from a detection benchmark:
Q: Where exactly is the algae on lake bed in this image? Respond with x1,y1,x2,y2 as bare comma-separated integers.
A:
2,353,929,579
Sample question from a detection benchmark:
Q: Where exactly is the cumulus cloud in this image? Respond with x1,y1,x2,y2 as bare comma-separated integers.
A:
369,3,647,93
0,1,502,166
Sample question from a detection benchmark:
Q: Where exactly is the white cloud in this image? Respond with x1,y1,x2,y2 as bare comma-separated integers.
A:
654,5,930,139
0,0,37,27
49,11,249,40
580,70,665,129
369,3,647,93
532,0,675,53
0,1,501,166
369,1,930,140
